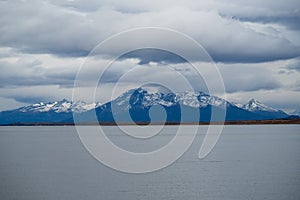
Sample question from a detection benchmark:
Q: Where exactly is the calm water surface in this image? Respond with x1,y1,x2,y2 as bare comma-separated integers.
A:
0,125,299,200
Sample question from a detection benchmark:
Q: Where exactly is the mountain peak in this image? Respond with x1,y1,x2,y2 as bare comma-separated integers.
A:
58,98,69,103
248,98,257,103
113,87,229,109
16,99,100,113
243,99,279,112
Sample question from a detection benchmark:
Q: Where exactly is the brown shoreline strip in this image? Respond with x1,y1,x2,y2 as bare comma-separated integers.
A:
1,118,299,126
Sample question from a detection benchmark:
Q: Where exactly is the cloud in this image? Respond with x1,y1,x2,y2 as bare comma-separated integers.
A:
0,85,73,105
119,49,187,65
206,0,300,30
217,58,300,99
218,65,282,93
0,1,100,56
0,49,82,88
285,57,300,72
0,47,298,94
237,15,300,31
0,1,299,63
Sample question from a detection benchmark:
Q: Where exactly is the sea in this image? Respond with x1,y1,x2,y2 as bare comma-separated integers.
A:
0,125,299,200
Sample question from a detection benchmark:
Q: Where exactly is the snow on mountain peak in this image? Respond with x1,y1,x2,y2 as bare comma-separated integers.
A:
113,87,230,109
17,99,101,113
243,99,279,112
14,89,284,115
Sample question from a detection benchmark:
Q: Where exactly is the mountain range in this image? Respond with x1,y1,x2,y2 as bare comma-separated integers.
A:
0,87,294,125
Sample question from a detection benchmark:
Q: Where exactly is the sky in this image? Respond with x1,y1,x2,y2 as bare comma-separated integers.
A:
0,0,300,113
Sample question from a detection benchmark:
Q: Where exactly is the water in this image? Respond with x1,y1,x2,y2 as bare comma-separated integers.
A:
0,125,299,200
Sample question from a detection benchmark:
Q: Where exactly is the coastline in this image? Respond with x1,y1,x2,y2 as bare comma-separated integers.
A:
1,118,300,126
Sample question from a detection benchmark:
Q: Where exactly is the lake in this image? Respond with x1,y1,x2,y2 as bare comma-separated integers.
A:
0,125,299,200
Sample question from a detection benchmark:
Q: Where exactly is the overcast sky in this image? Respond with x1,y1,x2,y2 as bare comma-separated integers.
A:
0,0,300,113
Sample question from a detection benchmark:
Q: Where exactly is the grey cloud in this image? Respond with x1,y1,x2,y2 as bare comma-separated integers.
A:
225,82,281,93
0,1,101,56
0,1,299,63
285,58,300,72
13,96,49,104
53,0,300,30
119,49,187,64
0,60,75,88
278,69,294,75
215,0,300,30
291,80,300,91
0,85,74,106
218,65,282,93
237,15,300,30
0,50,79,88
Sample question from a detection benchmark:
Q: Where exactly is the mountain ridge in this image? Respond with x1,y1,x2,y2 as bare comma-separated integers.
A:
0,88,294,125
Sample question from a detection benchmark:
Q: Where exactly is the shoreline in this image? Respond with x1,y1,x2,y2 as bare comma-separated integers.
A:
1,118,300,126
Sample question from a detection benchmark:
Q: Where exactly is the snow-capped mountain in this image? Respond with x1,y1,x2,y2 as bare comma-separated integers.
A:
113,87,230,109
243,99,279,112
242,98,288,119
82,87,289,124
17,99,101,113
0,87,292,125
0,99,101,124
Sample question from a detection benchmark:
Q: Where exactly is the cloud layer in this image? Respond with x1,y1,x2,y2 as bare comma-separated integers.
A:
0,0,300,113
1,0,299,62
